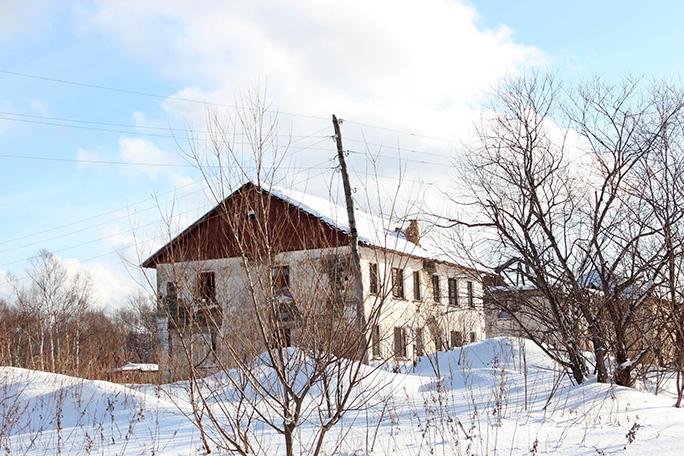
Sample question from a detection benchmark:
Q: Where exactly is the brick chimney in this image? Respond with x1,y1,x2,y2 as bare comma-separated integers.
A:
404,219,420,246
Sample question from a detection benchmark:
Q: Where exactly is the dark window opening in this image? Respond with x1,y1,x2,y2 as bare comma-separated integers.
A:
198,272,216,304
392,268,405,299
432,275,440,303
369,263,379,294
450,330,463,348
467,281,474,307
448,278,458,306
394,327,407,358
413,271,421,300
371,325,381,358
272,266,291,298
415,327,424,357
469,332,476,343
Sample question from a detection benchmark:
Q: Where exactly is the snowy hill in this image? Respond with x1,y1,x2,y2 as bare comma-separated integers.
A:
2,338,683,455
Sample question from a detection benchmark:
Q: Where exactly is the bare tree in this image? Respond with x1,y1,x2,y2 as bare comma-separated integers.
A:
459,73,684,387
143,94,411,455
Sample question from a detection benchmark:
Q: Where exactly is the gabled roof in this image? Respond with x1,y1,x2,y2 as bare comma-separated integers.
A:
142,182,472,269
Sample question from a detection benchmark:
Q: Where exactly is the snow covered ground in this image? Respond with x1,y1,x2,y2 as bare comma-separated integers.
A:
2,338,683,455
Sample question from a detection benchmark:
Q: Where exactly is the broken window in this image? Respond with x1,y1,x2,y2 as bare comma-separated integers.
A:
198,272,216,304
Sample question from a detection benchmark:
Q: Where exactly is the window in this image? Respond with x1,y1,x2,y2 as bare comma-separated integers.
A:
392,268,404,299
431,275,440,303
211,331,217,352
394,327,407,358
283,328,292,347
271,326,291,348
415,327,424,357
166,281,178,302
450,330,463,348
413,271,421,300
469,332,476,343
198,272,216,304
272,266,291,298
369,263,379,294
467,281,474,308
371,325,381,358
448,278,458,306
497,299,515,320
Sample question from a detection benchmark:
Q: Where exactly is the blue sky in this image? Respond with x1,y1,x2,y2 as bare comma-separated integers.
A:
1,0,683,307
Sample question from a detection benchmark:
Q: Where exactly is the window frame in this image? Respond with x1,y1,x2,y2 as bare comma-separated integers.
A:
450,330,463,348
198,271,216,304
371,324,381,358
272,265,291,298
369,263,379,295
448,278,458,307
431,275,441,303
394,326,407,358
392,267,405,299
413,270,422,301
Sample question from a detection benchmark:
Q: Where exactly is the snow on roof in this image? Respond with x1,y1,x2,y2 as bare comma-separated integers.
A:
267,184,470,267
112,363,159,373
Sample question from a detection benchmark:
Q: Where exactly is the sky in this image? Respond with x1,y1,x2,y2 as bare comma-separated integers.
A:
1,0,684,308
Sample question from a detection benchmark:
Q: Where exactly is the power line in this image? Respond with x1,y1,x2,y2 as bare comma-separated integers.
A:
0,69,329,121
0,153,334,169
1,160,339,268
343,119,460,144
0,110,330,140
1,69,465,147
2,166,336,279
0,114,334,149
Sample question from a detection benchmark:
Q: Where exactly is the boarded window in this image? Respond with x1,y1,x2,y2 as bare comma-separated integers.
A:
198,272,216,304
371,325,381,358
413,271,421,300
432,275,440,303
394,327,407,358
272,266,291,298
369,263,379,294
448,278,458,306
392,268,404,299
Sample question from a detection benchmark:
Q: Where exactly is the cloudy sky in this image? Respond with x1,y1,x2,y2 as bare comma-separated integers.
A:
2,0,683,307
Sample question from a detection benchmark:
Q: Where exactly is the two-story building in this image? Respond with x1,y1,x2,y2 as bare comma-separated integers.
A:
142,182,485,372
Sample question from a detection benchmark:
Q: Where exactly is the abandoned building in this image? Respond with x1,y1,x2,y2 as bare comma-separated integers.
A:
142,182,485,373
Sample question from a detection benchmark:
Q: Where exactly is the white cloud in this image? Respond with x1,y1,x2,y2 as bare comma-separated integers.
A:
0,0,56,39
118,137,177,179
61,256,139,309
83,0,545,139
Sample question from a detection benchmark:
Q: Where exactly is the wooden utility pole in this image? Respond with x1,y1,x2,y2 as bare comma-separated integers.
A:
332,114,368,364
